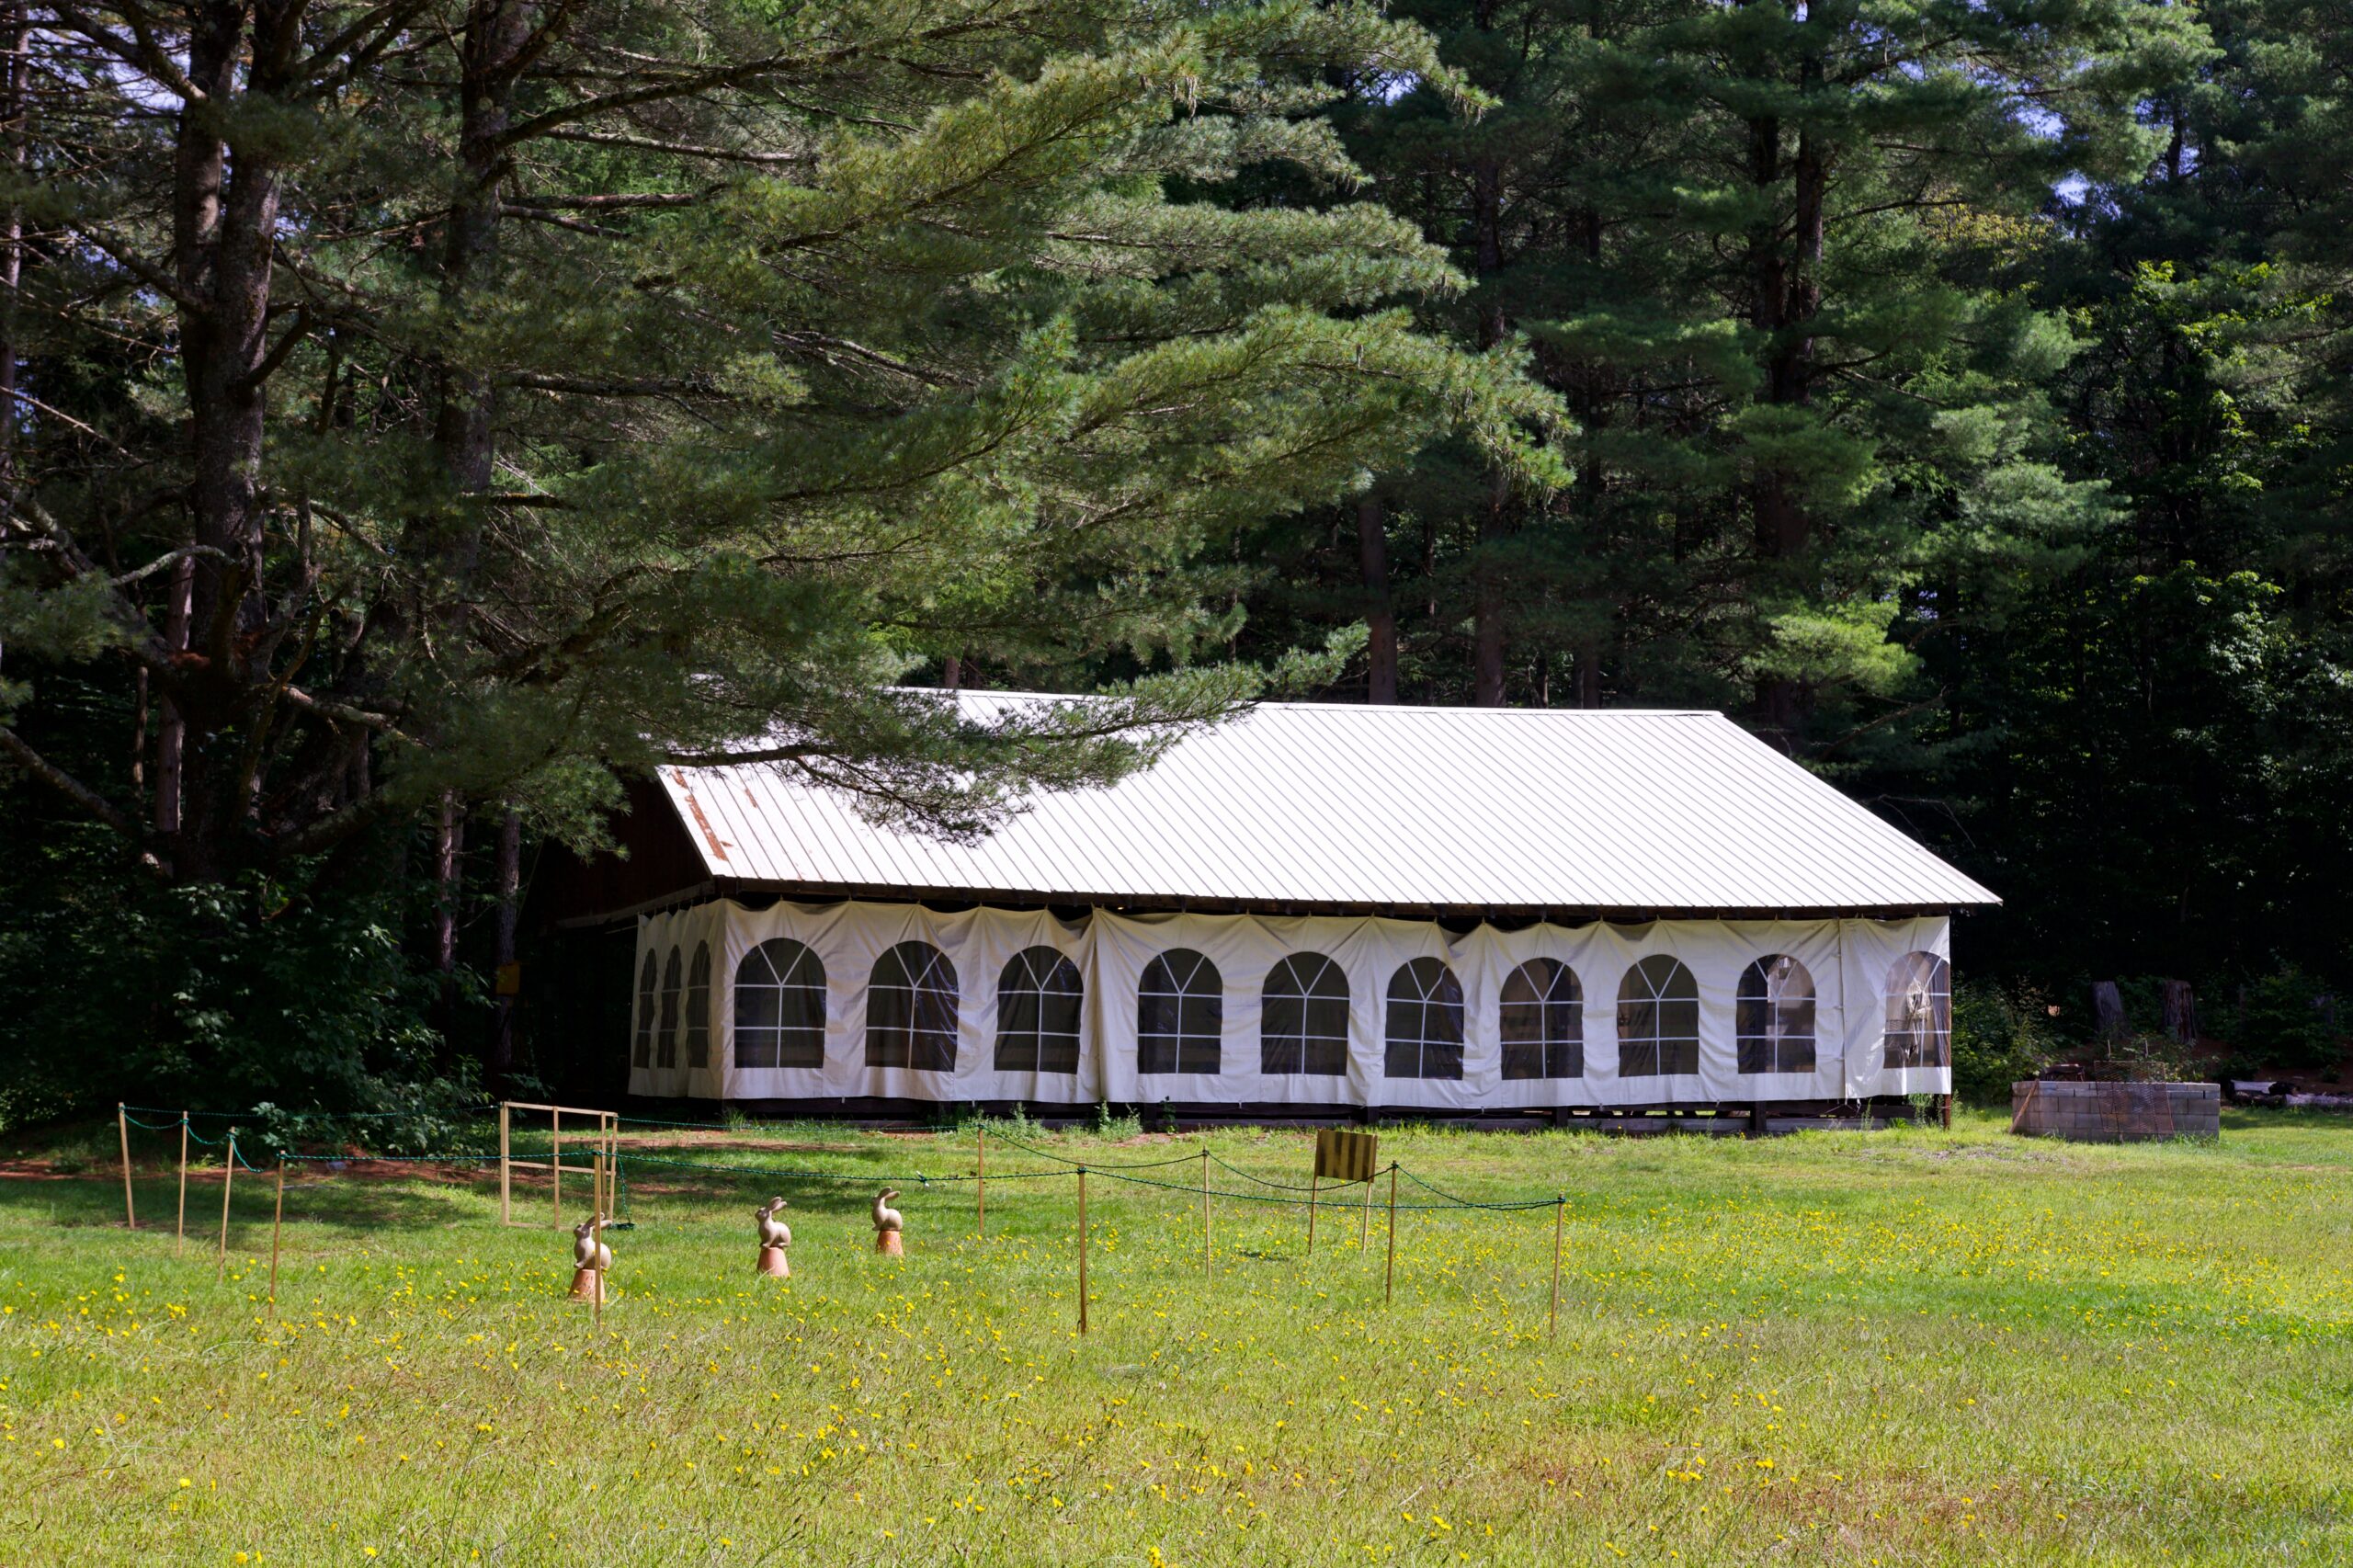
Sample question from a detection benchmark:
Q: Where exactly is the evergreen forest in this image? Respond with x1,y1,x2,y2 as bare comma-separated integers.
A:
1,0,2347,1115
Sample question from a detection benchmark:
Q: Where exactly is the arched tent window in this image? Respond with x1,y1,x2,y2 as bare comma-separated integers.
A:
633,950,659,1068
1139,949,1222,1074
868,941,959,1072
655,946,684,1067
685,942,712,1068
996,947,1083,1074
1384,959,1464,1079
1736,955,1815,1074
1885,951,1952,1069
1262,954,1348,1075
1618,955,1699,1076
735,938,825,1070
1501,959,1583,1080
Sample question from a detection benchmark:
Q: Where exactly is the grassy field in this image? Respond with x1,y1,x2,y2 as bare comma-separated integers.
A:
3,1110,2349,1564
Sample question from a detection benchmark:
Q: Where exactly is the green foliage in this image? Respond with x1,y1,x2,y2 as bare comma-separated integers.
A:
1949,980,2057,1106
2232,971,2340,1072
0,808,469,1131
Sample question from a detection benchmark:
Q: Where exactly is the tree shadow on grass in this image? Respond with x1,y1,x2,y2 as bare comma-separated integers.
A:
3,1166,492,1244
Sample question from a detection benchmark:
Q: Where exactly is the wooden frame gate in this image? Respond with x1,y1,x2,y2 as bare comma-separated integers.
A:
499,1101,620,1229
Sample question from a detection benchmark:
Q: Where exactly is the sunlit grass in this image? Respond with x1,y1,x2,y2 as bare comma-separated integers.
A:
4,1110,2349,1563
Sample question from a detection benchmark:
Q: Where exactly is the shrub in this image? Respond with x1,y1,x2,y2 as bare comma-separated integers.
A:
1950,980,2057,1106
2231,969,2340,1071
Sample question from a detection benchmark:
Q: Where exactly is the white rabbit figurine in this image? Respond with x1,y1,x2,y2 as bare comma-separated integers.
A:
872,1187,904,1254
756,1197,793,1277
573,1214,612,1271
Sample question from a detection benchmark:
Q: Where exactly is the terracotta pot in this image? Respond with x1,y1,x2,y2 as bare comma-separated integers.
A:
569,1267,606,1301
757,1245,790,1278
875,1230,904,1256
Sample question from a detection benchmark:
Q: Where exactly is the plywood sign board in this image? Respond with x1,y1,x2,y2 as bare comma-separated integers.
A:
1314,1128,1379,1184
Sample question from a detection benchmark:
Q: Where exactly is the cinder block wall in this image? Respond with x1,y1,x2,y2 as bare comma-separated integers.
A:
2010,1080,2220,1142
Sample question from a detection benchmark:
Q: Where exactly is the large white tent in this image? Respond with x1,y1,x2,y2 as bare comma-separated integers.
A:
620,698,1995,1111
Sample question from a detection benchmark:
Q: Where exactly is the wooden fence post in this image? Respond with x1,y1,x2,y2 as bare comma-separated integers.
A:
1075,1168,1089,1336
1306,1170,1319,1255
551,1108,562,1232
176,1115,189,1254
977,1123,986,1238
498,1103,511,1225
1382,1164,1397,1306
268,1162,286,1320
1358,1176,1372,1253
1549,1198,1563,1342
216,1134,236,1282
117,1104,136,1231
1199,1147,1211,1277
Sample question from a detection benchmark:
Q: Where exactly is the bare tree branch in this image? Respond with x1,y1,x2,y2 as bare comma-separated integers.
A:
0,724,139,836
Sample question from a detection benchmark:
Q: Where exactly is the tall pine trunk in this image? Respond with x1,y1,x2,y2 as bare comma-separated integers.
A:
1357,494,1398,703
490,806,521,1077
1470,146,1510,707
167,0,301,876
1746,44,1826,748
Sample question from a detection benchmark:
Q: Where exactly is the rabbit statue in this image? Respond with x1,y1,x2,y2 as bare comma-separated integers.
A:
569,1214,611,1300
756,1197,792,1277
872,1187,904,1255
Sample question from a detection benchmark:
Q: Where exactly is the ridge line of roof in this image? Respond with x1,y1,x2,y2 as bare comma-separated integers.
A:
896,689,1722,719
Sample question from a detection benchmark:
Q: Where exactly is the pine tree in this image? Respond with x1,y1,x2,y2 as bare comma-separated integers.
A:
1293,0,2206,741
0,0,1559,884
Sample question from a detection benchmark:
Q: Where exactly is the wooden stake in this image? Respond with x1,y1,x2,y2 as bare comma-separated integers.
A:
1382,1163,1397,1306
976,1123,986,1238
268,1162,286,1320
216,1134,236,1282
1549,1198,1563,1342
1199,1147,1211,1277
498,1102,511,1225
1076,1167,1088,1337
176,1115,189,1255
593,1215,605,1337
551,1108,562,1232
1358,1175,1372,1253
117,1103,136,1231
1306,1169,1319,1255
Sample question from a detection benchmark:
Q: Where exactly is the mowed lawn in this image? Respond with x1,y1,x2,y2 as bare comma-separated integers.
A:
3,1112,2349,1565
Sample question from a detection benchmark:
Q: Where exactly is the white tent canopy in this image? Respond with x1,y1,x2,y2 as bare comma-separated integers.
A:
620,696,1986,1107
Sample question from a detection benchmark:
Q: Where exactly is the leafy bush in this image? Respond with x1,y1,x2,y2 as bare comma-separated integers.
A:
1950,980,2058,1105
2231,969,2340,1070
0,811,473,1133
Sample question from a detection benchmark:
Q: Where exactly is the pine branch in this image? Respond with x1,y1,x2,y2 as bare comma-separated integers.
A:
0,725,139,838
543,129,806,165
